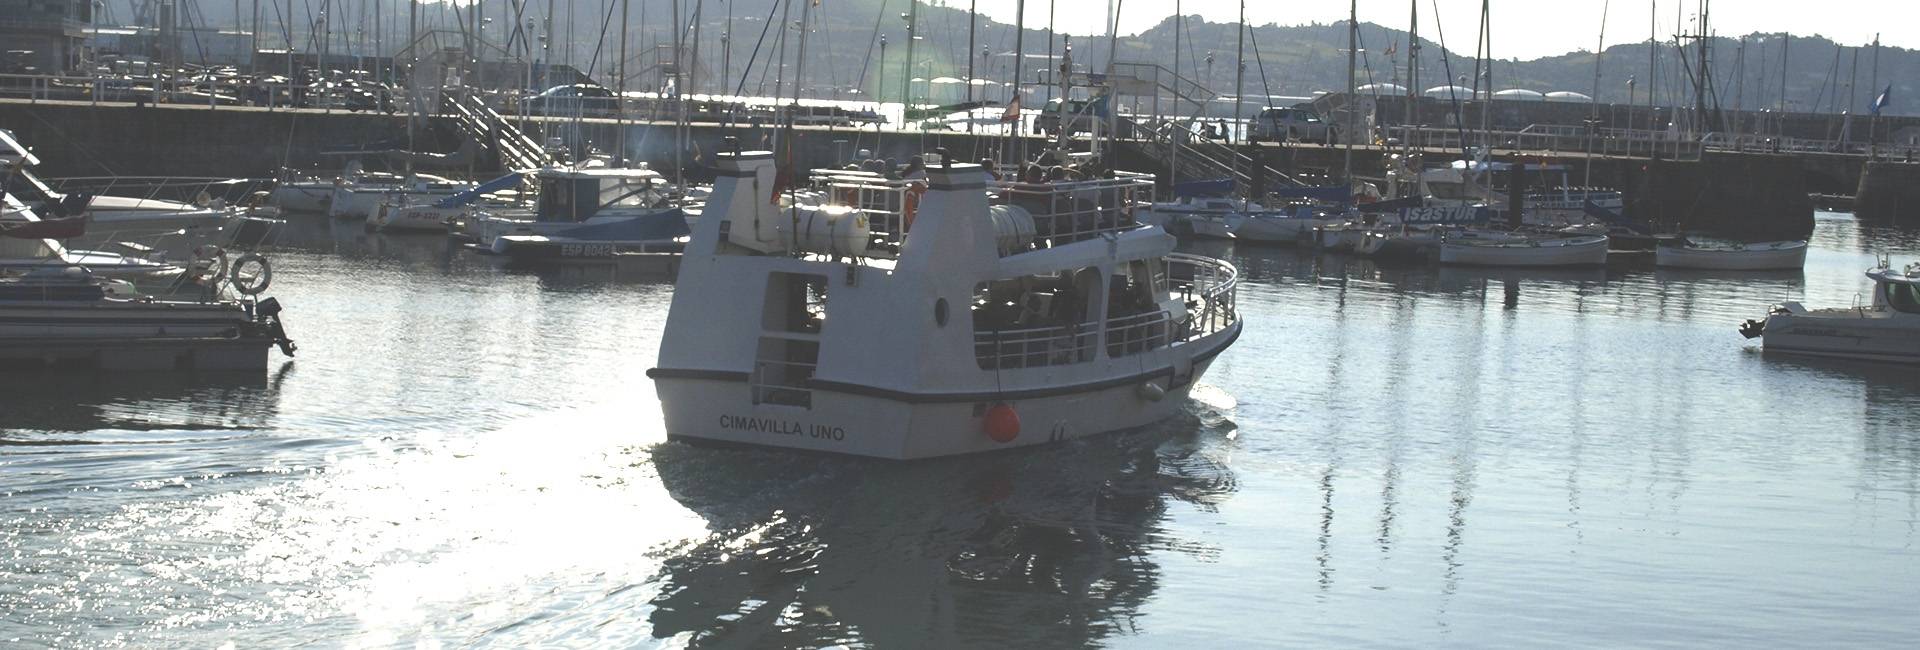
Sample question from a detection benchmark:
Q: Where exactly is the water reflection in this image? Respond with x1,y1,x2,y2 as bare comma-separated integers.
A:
0,362,292,437
647,406,1238,648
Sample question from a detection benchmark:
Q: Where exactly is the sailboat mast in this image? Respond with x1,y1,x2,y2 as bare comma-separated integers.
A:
1171,0,1180,187
1344,0,1355,185
966,0,976,137
1231,0,1244,147
1012,0,1026,162
1587,0,1610,188
901,0,917,116
795,0,813,106
1405,0,1418,137
617,0,628,163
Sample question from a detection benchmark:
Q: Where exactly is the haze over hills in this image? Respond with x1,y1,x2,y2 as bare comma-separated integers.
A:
166,0,1917,116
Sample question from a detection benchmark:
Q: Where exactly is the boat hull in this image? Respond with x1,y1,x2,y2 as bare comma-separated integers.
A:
1760,310,1920,364
1231,216,1328,244
1438,236,1609,267
269,183,333,213
0,301,272,370
651,327,1234,460
1656,241,1807,270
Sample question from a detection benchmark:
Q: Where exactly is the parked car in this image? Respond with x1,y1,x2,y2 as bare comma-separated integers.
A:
1249,106,1339,143
520,83,620,116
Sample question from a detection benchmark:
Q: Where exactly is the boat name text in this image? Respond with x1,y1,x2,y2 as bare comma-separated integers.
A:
719,415,846,441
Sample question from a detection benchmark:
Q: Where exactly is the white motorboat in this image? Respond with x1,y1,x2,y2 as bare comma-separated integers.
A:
649,151,1241,460
1741,260,1920,363
1438,233,1609,267
1656,239,1808,270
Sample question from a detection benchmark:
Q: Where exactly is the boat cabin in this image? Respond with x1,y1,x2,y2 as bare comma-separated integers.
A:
533,166,669,223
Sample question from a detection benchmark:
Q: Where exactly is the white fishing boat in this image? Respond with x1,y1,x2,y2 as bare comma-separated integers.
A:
1438,233,1609,267
649,150,1241,460
1741,259,1920,363
1655,239,1807,270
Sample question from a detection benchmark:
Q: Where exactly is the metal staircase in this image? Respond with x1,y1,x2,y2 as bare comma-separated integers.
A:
1116,115,1307,193
443,89,552,171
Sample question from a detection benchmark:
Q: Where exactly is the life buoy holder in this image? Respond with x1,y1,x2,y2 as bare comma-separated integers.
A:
903,182,927,232
229,253,273,295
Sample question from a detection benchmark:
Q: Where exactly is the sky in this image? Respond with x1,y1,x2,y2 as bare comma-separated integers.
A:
964,0,1916,60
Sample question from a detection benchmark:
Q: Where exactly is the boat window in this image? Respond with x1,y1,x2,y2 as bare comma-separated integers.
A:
972,268,1101,370
1888,282,1920,314
1107,260,1171,358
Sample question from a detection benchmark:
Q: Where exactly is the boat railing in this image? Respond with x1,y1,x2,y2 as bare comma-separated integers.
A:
813,171,916,244
1166,253,1240,340
1104,309,1173,358
992,172,1157,248
751,357,817,407
973,320,1100,370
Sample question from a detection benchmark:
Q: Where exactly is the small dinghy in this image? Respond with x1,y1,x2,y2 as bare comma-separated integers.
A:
1438,233,1609,267
1655,239,1807,270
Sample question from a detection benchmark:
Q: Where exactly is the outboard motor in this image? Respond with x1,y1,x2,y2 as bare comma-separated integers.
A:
1738,318,1766,339
254,297,298,356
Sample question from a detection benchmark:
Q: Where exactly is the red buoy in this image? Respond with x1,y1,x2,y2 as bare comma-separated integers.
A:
984,403,1020,443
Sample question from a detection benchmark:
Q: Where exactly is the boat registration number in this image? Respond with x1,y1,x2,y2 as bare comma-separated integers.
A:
561,243,617,257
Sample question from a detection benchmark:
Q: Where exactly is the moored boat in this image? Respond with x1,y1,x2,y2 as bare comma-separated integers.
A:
1656,239,1807,270
1438,234,1609,267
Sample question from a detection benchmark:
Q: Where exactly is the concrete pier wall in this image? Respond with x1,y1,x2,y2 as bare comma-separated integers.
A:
1,99,1818,238
1855,161,1920,225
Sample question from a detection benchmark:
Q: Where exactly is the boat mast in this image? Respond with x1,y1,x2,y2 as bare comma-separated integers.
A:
1231,0,1244,148
1105,0,1123,160
1586,0,1609,188
673,0,686,186
1011,0,1026,163
617,0,628,163
1170,0,1180,189
1343,0,1355,188
966,0,976,138
901,0,917,125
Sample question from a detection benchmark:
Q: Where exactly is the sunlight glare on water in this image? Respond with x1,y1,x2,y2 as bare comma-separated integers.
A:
4,212,1920,647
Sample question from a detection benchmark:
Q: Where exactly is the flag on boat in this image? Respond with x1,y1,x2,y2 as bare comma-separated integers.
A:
1872,84,1893,116
1000,95,1022,123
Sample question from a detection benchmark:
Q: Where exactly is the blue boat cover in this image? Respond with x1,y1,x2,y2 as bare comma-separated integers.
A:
434,172,523,208
1172,178,1236,198
551,208,690,241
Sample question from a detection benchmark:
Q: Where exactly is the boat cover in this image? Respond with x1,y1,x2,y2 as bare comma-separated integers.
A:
551,209,690,241
434,172,523,208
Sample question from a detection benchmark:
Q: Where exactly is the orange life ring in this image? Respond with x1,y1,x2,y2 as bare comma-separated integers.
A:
839,186,860,207
903,182,927,231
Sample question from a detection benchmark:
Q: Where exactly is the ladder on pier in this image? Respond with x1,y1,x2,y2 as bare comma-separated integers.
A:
443,90,552,171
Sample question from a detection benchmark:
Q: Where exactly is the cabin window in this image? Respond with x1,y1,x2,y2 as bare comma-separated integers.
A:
1106,260,1171,358
1888,283,1920,314
972,268,1101,369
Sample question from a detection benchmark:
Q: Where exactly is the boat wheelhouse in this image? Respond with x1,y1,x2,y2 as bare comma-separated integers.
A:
468,163,686,254
649,150,1241,459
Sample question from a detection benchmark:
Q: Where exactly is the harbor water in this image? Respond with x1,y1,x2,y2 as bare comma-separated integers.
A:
4,212,1919,647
